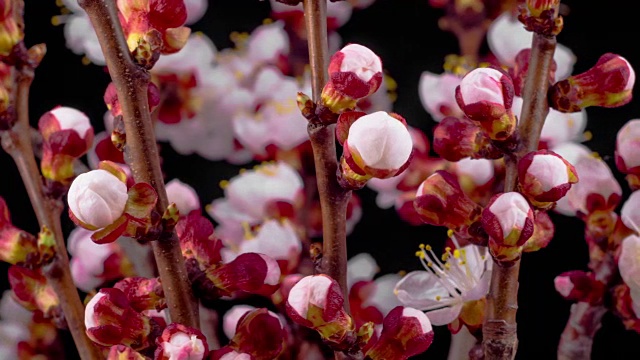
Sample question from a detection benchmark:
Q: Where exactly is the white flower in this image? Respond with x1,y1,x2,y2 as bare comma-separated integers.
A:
67,169,128,229
618,235,640,316
68,227,115,292
418,71,464,122
165,179,200,215
394,242,491,325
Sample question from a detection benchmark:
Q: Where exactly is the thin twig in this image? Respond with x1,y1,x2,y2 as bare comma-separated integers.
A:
1,63,102,360
483,33,556,359
302,0,352,305
78,0,199,328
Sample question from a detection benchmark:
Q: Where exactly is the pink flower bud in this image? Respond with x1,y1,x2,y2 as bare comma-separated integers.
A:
616,119,640,189
113,277,166,313
177,212,223,269
223,305,255,339
413,170,483,229
322,44,383,113
567,156,622,215
0,198,39,266
482,192,534,262
433,117,502,162
518,150,579,208
38,106,94,183
166,178,200,216
154,323,208,360
365,306,434,360
550,53,635,113
84,288,157,350
455,67,517,140
340,111,413,187
67,169,129,229
286,274,353,344
554,270,605,304
206,253,281,297
8,266,60,319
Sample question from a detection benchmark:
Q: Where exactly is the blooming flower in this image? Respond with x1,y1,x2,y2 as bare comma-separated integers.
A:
418,72,464,122
165,178,200,216
394,241,491,326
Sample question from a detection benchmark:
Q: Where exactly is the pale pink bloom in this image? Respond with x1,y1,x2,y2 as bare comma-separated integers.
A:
618,235,640,316
223,305,255,339
184,0,208,24
567,156,622,215
0,292,31,360
161,331,207,360
346,111,413,174
208,162,303,247
246,21,290,64
165,179,200,215
67,169,128,229
287,275,335,316
62,10,105,65
488,13,576,80
152,33,218,86
457,67,510,107
418,71,464,122
454,158,494,186
395,244,491,325
233,219,302,265
550,142,592,216
512,96,587,148
347,253,380,289
616,119,640,171
68,227,116,292
233,68,309,156
524,152,571,192
621,191,640,233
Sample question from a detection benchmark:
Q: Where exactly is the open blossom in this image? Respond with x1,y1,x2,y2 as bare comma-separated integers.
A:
621,191,640,233
549,53,636,113
38,106,94,183
233,219,302,272
487,12,576,80
418,72,463,122
67,169,129,229
395,243,491,326
207,161,303,247
518,150,579,208
322,44,383,112
340,111,413,188
618,235,640,316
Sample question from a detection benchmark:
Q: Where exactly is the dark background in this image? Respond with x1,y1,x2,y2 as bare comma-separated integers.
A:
1,0,639,359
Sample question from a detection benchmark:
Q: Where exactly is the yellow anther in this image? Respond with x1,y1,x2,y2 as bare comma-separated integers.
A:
263,18,273,25
51,16,62,26
425,245,432,251
445,247,452,253
444,262,452,270
415,251,423,258
583,130,593,141
453,249,461,259
427,262,433,267
447,229,454,237
435,296,441,301
219,180,229,189
81,56,91,66
241,222,254,240
419,243,425,249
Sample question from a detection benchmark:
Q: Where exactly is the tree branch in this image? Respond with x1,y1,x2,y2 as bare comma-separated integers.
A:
302,0,352,305
78,0,199,328
483,33,556,359
1,60,102,360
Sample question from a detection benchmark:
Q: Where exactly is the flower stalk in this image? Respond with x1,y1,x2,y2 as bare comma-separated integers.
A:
302,0,352,305
483,33,557,359
0,50,102,359
78,0,199,328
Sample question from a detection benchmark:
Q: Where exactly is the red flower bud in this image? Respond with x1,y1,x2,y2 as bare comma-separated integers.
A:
413,170,483,229
550,53,635,113
518,0,563,36
113,277,166,313
8,266,60,319
38,106,94,183
206,253,281,297
228,308,286,360
0,0,23,56
522,211,555,252
554,270,606,305
84,288,158,350
322,44,383,113
176,212,223,269
0,197,39,266
518,150,578,209
365,306,434,360
432,116,502,161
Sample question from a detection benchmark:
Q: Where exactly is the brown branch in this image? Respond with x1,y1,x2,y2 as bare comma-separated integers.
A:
78,0,199,328
483,33,556,359
1,61,102,360
302,0,352,305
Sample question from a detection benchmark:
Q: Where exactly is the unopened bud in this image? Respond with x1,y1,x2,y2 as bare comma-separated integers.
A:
413,170,483,229
228,308,286,360
554,270,606,304
518,150,578,209
154,323,208,360
0,197,39,266
482,192,534,263
365,306,434,360
518,0,563,36
567,156,622,215
206,253,281,297
322,44,383,113
522,211,555,252
549,53,635,113
433,117,502,161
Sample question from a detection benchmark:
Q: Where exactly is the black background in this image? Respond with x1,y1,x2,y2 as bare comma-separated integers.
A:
2,0,640,359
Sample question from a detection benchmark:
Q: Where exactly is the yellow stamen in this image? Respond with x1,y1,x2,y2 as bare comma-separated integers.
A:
219,180,229,189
